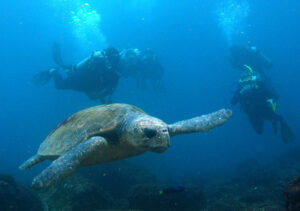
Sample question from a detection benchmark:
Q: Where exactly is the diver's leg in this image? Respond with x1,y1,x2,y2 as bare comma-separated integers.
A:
272,119,278,135
248,114,264,135
52,72,75,90
268,110,282,135
276,114,295,143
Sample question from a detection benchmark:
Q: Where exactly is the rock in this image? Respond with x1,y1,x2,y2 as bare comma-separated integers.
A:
80,161,158,197
286,175,300,211
37,161,157,210
128,184,206,210
38,173,116,210
0,174,43,211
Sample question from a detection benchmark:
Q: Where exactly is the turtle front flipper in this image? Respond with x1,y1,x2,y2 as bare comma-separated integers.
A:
168,109,232,137
19,155,46,170
32,136,108,189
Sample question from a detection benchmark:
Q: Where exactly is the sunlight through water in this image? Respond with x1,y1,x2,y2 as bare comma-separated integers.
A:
216,0,250,45
48,0,106,51
70,2,106,50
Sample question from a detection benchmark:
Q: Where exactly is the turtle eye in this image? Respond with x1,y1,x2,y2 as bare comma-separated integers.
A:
144,128,157,139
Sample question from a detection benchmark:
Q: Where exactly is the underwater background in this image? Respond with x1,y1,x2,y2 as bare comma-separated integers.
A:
0,0,300,210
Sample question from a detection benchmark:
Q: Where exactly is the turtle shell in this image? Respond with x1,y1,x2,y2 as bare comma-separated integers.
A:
38,104,144,156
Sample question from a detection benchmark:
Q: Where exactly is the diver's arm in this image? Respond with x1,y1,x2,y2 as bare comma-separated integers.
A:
74,56,92,72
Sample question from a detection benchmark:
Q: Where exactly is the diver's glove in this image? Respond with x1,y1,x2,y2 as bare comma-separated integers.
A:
267,98,277,112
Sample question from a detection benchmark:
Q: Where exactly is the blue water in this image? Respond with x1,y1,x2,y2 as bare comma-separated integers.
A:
1,0,299,185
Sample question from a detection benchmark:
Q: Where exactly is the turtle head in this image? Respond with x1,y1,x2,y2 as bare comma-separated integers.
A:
128,115,170,153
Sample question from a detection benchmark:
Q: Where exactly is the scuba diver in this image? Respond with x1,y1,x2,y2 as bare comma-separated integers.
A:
32,44,120,103
231,64,294,143
119,48,164,90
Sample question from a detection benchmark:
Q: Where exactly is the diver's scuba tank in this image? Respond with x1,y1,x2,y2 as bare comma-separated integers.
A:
75,51,103,72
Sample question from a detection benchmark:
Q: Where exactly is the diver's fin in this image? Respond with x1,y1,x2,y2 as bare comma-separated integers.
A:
32,69,55,86
280,119,295,143
52,43,70,70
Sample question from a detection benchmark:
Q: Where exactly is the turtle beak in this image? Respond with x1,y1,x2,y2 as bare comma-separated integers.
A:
151,127,170,153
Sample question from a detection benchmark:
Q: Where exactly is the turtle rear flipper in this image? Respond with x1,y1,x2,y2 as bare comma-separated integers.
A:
32,136,108,189
168,109,232,137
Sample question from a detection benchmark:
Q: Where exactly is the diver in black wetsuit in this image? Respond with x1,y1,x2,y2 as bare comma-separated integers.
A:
32,44,120,103
230,53,294,143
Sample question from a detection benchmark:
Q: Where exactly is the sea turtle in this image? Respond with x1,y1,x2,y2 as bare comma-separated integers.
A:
20,104,232,189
